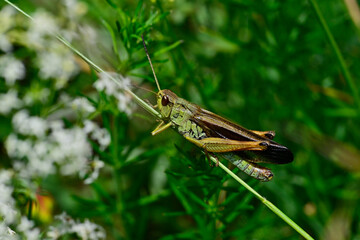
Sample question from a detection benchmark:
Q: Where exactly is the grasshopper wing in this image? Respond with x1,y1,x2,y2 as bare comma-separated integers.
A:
193,109,293,164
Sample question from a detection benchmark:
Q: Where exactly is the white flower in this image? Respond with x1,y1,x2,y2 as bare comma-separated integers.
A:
91,128,110,150
12,110,48,138
94,72,135,115
37,47,79,88
83,120,110,150
7,116,93,179
17,217,40,240
71,97,95,114
17,217,34,232
0,55,25,86
7,227,16,236
0,170,16,225
94,72,131,95
0,223,17,240
0,34,12,52
0,184,13,204
47,212,105,240
60,157,88,176
49,120,64,131
29,117,48,137
25,228,40,240
81,158,105,185
15,138,32,159
55,212,74,225
71,219,106,240
83,120,96,134
36,51,61,79
0,90,23,115
0,6,16,34
4,134,18,158
27,156,55,177
11,110,28,132
47,226,61,239
115,92,135,115
63,0,88,19
0,170,12,184
0,203,17,225
27,11,59,47
94,72,120,96
7,113,106,181
51,127,91,175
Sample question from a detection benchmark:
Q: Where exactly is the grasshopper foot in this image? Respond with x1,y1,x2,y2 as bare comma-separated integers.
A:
204,150,219,167
264,131,275,140
211,153,219,167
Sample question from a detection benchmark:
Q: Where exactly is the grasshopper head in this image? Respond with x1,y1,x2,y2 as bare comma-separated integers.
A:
157,89,178,118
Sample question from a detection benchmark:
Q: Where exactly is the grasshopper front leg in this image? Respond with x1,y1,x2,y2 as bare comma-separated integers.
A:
152,121,173,136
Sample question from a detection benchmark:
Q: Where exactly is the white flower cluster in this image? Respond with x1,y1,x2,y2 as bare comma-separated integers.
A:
0,170,17,226
71,97,96,115
0,223,16,240
25,7,85,89
0,7,25,86
27,11,59,47
17,217,40,240
0,1,113,238
0,170,107,239
6,111,107,182
94,72,136,115
0,55,26,86
83,120,111,150
36,44,80,89
47,212,106,240
0,90,23,115
0,6,16,52
12,110,48,138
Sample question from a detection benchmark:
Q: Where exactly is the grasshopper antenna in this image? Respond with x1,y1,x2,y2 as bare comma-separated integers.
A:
131,83,157,95
142,35,161,91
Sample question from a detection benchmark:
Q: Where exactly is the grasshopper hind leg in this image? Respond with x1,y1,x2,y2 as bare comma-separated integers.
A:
251,130,275,140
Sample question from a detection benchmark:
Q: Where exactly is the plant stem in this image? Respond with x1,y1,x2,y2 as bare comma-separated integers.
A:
209,155,315,240
309,0,360,110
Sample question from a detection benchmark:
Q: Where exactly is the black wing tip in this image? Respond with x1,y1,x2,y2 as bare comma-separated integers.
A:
262,143,294,164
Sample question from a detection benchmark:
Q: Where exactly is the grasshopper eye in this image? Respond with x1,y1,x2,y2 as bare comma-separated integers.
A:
161,95,170,106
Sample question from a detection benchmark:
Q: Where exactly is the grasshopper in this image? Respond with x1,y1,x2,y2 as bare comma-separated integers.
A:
142,37,293,181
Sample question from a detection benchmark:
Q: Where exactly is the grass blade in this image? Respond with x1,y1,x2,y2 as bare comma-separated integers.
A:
309,0,360,110
208,155,315,240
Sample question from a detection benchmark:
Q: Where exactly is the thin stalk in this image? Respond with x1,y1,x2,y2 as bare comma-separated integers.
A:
209,155,315,240
309,0,360,109
6,1,314,239
4,0,161,120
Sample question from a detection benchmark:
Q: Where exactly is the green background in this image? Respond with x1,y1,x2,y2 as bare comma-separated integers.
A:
1,0,360,239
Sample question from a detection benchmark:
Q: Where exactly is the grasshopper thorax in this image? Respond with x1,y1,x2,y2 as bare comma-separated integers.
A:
157,89,179,119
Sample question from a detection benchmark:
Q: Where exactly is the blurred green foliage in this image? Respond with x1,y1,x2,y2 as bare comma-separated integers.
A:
1,0,360,239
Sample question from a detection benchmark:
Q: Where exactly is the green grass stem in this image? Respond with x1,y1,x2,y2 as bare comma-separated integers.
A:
209,155,315,240
309,0,360,110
